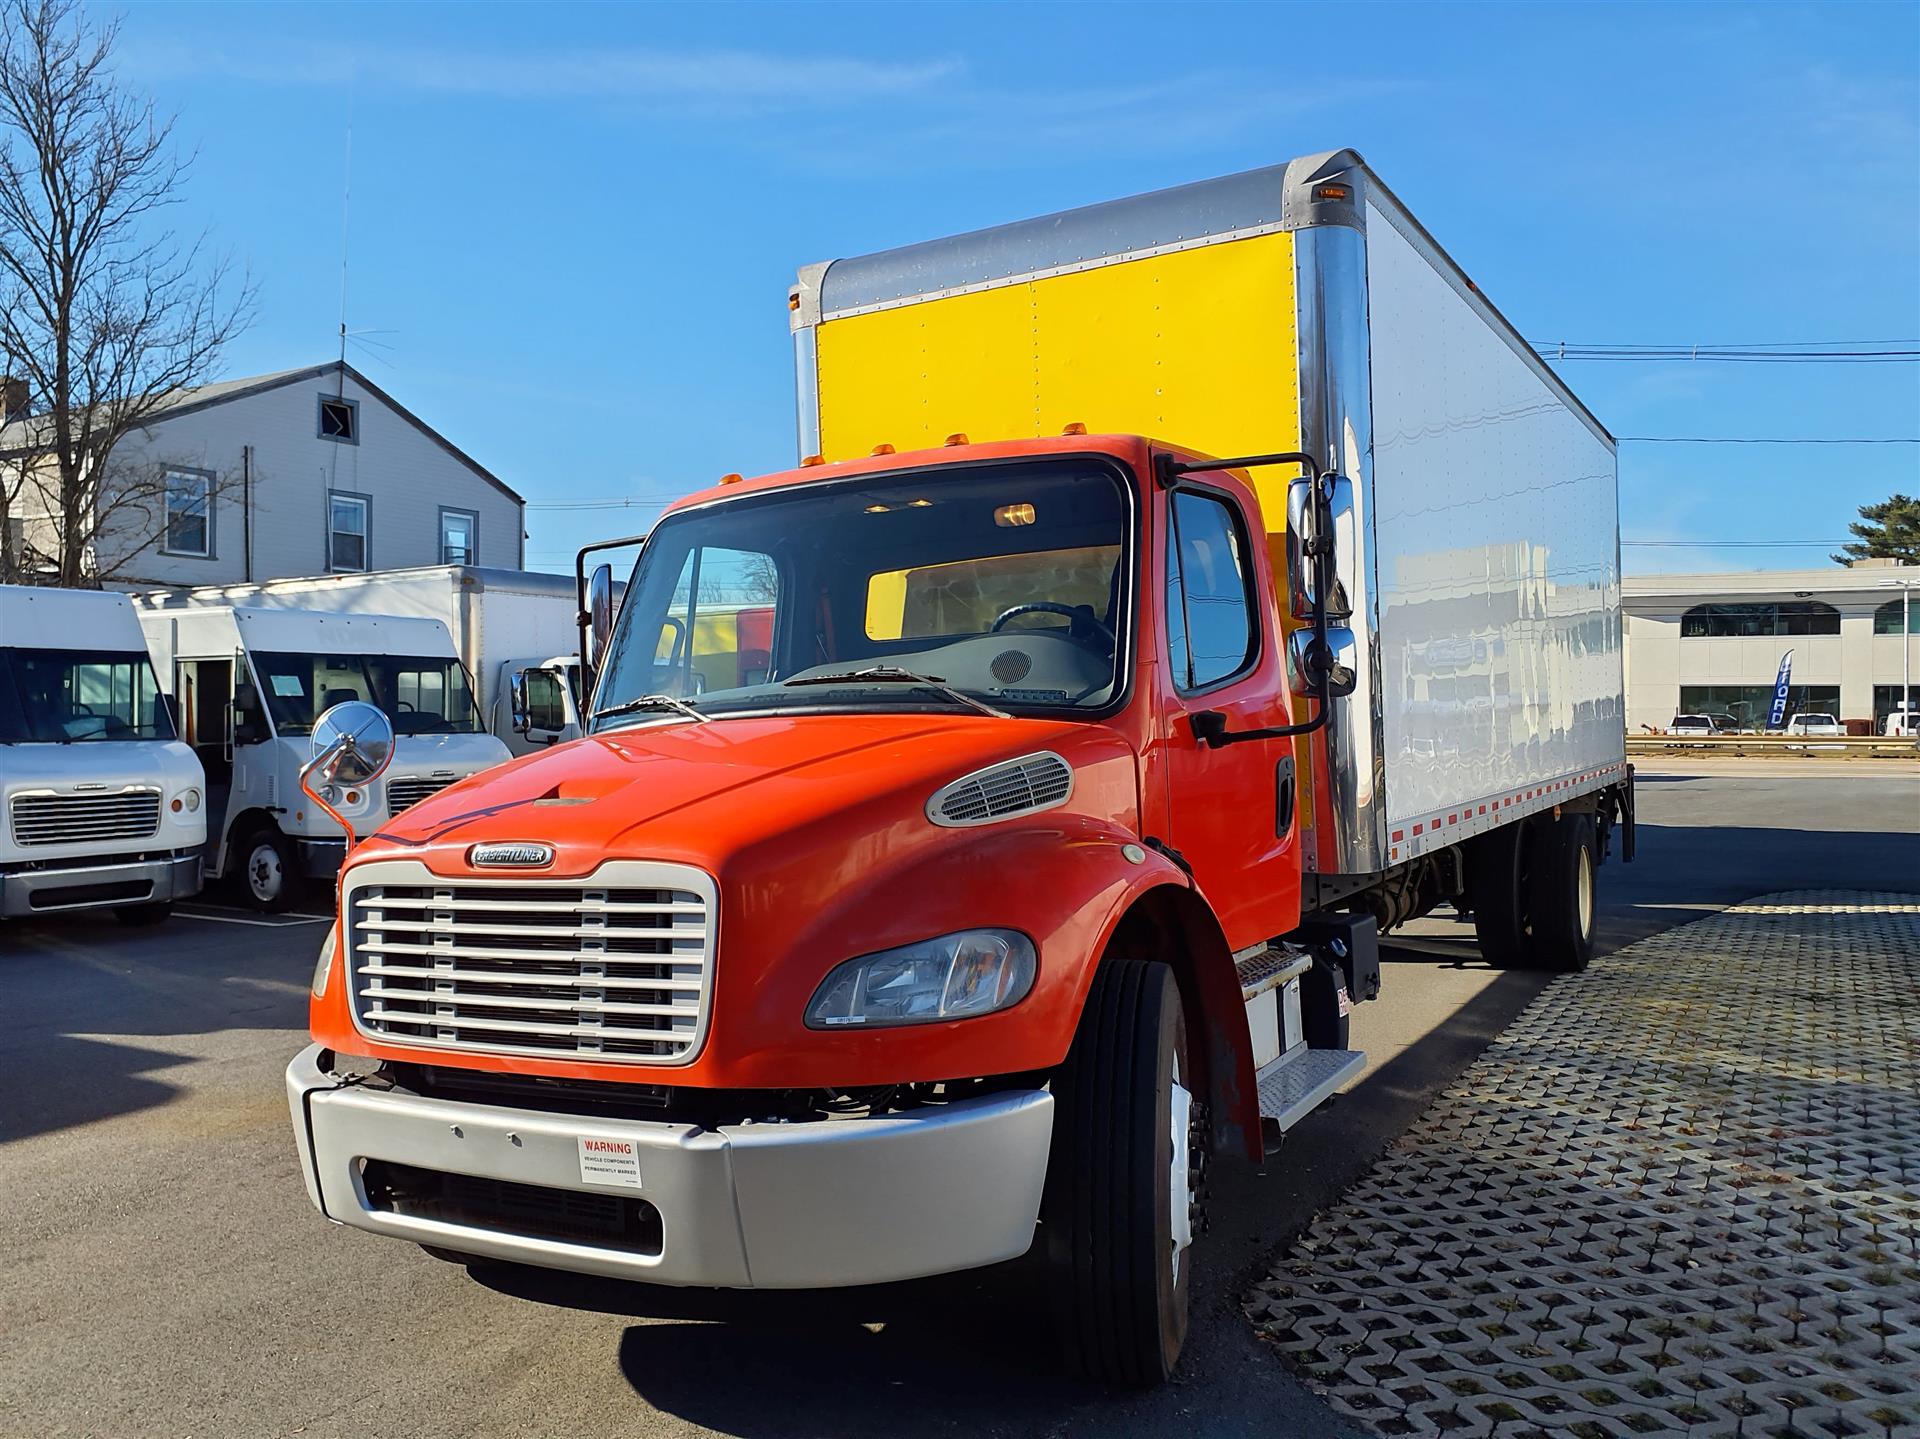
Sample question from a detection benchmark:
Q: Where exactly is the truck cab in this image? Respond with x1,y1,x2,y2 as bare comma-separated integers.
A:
137,605,512,910
0,585,205,923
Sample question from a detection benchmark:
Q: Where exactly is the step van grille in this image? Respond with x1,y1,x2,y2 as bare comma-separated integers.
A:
9,789,162,847
387,775,456,814
344,863,716,1065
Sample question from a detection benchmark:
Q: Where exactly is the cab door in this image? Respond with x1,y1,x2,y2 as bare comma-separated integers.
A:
1156,481,1303,951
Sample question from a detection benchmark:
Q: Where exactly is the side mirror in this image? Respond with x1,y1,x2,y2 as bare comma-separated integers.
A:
510,670,532,734
587,562,615,673
234,680,260,712
300,700,396,848
1285,473,1353,623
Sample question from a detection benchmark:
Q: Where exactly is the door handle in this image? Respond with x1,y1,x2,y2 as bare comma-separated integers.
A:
1275,755,1297,838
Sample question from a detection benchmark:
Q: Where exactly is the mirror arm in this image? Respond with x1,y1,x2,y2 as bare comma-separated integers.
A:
298,739,358,850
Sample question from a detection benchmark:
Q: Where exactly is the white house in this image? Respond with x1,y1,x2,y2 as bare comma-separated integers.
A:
2,361,524,587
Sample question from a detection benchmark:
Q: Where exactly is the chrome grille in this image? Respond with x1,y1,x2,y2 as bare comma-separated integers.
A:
928,753,1073,827
344,863,715,1065
9,789,162,847
387,775,455,814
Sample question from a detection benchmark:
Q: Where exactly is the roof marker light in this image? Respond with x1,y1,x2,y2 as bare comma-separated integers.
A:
944,432,969,447
1061,422,1087,436
870,443,895,456
719,472,744,485
801,454,826,467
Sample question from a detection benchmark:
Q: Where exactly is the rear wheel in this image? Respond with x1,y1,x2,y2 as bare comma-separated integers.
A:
1528,813,1598,972
1467,820,1533,968
236,827,300,914
1042,958,1200,1387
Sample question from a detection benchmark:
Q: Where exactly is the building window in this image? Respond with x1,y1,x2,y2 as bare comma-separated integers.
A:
318,395,359,444
1166,489,1259,692
439,508,477,566
1679,601,1840,638
163,469,213,557
329,492,370,571
1872,598,1920,635
1678,684,1841,729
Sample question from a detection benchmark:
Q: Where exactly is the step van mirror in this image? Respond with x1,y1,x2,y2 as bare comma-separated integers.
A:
510,669,532,735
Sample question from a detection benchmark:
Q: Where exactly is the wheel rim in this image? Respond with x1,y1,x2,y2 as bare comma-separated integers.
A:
248,844,283,903
1169,1053,1195,1285
1576,845,1594,941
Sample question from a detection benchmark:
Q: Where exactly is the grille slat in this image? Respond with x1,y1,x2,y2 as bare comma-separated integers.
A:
346,867,714,1064
9,790,161,847
388,776,456,814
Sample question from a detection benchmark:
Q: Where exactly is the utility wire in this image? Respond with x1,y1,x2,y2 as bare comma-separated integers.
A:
1534,338,1916,363
1622,540,1851,548
1618,436,1918,445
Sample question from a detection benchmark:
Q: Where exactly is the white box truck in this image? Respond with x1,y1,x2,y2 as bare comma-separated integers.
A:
0,585,205,923
138,566,585,755
135,604,511,911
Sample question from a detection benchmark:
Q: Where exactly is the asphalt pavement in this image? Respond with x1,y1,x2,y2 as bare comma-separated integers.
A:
2,758,1916,1439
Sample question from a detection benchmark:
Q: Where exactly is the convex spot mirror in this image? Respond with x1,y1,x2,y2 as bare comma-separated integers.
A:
310,700,396,786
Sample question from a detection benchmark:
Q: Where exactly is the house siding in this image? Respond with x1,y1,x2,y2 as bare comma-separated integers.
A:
97,368,521,587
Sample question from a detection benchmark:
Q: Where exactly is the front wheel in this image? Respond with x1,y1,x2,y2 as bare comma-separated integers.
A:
1042,958,1200,1387
236,827,301,914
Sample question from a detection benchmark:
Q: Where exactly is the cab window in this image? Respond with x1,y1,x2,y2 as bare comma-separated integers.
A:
1166,489,1258,692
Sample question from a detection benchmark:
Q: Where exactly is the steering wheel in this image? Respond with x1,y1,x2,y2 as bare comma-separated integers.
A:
395,700,416,712
989,601,1115,646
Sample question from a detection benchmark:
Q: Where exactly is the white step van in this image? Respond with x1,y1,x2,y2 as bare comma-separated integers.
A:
137,566,587,756
134,605,511,911
0,585,206,923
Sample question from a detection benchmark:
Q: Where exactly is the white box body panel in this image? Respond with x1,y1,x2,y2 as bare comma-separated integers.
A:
1363,201,1624,850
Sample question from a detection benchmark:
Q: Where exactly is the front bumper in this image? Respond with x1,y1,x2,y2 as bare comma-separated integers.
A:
285,1044,1054,1289
0,848,201,917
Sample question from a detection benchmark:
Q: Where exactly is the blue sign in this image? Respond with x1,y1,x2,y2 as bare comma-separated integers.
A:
1767,649,1794,729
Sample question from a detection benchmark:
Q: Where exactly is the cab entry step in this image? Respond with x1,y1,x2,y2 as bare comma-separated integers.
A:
1254,1045,1366,1132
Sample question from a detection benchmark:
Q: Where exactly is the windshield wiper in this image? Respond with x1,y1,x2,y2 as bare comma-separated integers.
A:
783,665,1010,719
593,693,711,725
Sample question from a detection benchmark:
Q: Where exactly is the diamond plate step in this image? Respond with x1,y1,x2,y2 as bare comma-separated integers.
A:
1236,943,1313,1001
1255,1045,1365,1131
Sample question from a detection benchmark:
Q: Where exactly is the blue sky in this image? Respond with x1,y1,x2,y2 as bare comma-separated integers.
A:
109,0,1918,575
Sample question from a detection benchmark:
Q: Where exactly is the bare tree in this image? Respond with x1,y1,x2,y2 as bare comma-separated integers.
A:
0,0,251,587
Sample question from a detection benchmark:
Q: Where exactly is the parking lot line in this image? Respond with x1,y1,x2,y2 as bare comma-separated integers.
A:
174,906,328,928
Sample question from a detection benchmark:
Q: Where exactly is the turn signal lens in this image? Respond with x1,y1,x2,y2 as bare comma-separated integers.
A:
311,927,336,998
805,930,1037,1029
170,797,182,813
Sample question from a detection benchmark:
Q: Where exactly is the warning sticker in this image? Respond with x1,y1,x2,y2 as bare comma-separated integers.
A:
576,1135,643,1189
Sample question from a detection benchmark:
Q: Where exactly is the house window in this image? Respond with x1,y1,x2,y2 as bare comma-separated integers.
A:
329,492,370,571
440,508,477,566
318,395,359,444
163,469,212,557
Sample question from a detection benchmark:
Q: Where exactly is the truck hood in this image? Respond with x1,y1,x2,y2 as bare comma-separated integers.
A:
357,712,1140,878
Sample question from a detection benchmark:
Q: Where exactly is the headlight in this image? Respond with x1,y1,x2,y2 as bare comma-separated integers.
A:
805,929,1036,1030
170,788,201,814
311,927,337,998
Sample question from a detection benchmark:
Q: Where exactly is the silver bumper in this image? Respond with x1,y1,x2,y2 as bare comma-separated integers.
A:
285,1044,1053,1289
0,849,201,917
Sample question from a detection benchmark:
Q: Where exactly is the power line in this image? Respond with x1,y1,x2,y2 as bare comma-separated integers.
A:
1622,539,1849,548
1533,338,1917,363
1620,436,1918,445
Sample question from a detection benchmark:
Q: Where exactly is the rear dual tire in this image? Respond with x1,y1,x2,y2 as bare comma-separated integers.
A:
1043,958,1200,1387
1468,814,1596,972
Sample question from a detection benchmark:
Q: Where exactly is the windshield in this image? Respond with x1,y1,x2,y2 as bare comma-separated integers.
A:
252,651,481,736
594,461,1131,728
0,648,176,743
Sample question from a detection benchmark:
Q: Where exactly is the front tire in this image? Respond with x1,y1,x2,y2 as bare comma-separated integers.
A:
1042,958,1198,1387
236,827,300,914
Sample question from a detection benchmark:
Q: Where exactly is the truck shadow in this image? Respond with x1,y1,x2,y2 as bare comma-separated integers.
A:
0,911,316,1143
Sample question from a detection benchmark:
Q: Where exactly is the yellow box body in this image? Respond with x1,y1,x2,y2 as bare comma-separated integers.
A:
814,230,1305,532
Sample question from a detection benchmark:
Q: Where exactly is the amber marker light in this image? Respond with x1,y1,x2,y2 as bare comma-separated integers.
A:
787,291,801,311
870,443,895,456
943,432,969,447
801,454,826,467
719,472,744,485
1061,421,1087,436
994,503,1037,527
